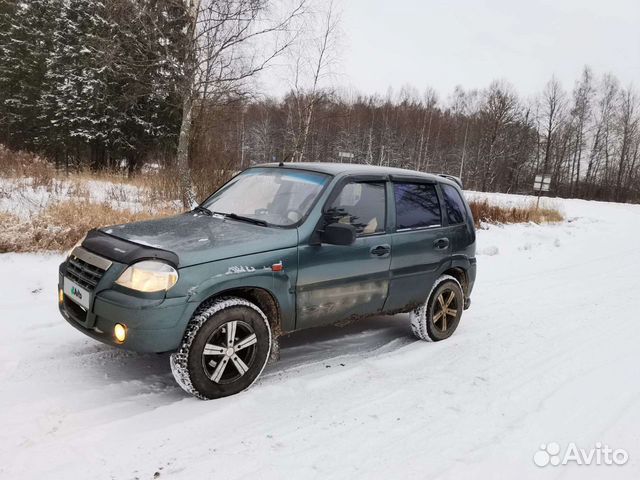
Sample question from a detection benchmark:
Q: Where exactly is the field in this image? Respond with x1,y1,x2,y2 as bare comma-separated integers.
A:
0,188,638,479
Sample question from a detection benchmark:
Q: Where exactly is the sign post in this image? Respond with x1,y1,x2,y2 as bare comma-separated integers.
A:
338,151,354,163
534,174,552,209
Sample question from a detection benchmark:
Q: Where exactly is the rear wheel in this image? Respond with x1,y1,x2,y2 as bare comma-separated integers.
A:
170,297,271,400
410,275,463,342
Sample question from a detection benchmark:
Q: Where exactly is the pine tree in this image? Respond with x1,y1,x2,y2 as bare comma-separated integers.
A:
0,0,61,149
41,0,121,166
106,0,186,173
38,0,187,170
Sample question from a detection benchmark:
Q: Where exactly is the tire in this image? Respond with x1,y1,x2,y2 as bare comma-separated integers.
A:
170,297,271,400
410,275,464,342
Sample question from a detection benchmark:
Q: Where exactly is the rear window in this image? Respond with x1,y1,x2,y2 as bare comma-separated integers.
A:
441,184,466,225
394,183,441,230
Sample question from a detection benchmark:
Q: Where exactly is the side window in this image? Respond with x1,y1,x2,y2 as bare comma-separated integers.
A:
325,182,386,236
441,184,466,225
393,183,441,230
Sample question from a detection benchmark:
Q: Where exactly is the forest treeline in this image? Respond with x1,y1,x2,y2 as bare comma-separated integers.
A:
1,0,638,202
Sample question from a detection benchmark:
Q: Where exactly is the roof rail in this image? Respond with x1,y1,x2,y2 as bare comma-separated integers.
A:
437,174,463,189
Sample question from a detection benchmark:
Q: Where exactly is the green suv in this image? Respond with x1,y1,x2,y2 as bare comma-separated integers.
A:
58,163,476,399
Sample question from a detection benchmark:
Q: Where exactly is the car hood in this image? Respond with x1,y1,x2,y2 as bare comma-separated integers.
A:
100,213,298,267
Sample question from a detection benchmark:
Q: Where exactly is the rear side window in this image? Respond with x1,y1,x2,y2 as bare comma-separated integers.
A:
441,184,466,225
325,182,386,236
393,183,441,230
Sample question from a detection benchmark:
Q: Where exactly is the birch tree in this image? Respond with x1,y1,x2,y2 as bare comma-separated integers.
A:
539,77,567,182
478,81,518,191
614,87,639,201
567,67,594,196
287,0,340,162
176,0,306,207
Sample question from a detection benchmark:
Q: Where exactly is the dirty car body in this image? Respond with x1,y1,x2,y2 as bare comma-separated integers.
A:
58,163,476,399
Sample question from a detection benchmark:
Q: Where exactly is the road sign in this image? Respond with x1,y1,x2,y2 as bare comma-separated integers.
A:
338,151,354,159
534,174,551,192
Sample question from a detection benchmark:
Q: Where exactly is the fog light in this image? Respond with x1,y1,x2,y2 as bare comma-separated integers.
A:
114,323,127,343
59,289,64,304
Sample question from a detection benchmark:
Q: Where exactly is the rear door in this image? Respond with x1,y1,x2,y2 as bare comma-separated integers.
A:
384,180,451,312
296,178,392,329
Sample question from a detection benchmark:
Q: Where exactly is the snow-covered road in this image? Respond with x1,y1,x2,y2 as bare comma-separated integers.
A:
1,195,639,479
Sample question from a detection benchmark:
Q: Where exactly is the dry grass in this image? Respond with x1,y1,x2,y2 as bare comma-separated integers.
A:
0,145,233,204
469,199,563,228
0,201,179,253
0,145,57,189
0,146,186,252
1,197,565,253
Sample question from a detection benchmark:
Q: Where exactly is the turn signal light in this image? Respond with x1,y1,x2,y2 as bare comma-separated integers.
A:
59,289,64,305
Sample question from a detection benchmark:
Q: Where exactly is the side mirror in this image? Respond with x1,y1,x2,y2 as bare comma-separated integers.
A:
321,223,356,246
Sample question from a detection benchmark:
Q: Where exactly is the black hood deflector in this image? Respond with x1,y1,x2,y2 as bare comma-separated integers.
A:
82,229,180,267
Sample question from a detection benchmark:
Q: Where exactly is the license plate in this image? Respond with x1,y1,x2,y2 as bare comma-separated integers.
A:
63,277,91,310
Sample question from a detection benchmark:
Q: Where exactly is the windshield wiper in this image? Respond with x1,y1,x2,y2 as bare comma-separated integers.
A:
224,212,268,227
201,208,268,226
192,205,213,216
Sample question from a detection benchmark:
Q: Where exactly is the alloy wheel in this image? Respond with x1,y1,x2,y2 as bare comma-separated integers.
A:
201,320,258,384
433,289,458,332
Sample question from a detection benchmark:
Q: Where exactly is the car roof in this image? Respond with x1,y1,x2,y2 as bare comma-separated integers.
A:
255,162,458,186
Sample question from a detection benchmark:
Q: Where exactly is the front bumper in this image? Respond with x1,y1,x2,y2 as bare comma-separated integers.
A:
59,264,197,353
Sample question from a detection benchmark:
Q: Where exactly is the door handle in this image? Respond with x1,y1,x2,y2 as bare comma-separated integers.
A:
370,244,391,257
433,238,450,250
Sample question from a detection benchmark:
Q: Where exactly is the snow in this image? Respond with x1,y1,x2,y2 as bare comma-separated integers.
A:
0,177,179,219
1,194,640,479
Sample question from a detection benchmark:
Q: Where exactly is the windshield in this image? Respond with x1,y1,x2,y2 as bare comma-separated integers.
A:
202,167,330,227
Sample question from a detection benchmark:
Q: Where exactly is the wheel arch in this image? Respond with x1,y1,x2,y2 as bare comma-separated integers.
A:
195,286,283,338
442,266,469,297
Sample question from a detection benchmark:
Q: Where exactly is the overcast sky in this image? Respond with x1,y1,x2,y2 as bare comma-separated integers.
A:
316,0,640,98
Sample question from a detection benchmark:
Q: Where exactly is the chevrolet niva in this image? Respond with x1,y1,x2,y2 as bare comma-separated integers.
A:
59,163,476,399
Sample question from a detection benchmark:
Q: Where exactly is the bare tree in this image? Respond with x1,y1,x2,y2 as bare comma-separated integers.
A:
585,75,619,194
569,66,594,196
479,81,518,191
614,86,639,201
416,88,438,172
448,86,479,180
538,76,567,183
176,0,306,207
287,0,341,162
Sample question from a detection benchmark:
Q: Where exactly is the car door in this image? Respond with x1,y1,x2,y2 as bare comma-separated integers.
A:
296,178,392,329
383,180,451,312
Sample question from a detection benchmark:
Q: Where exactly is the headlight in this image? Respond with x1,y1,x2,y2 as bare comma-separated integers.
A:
115,260,178,292
67,235,86,257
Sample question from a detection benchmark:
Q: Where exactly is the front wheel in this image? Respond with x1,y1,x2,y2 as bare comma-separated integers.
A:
170,297,271,400
410,275,464,342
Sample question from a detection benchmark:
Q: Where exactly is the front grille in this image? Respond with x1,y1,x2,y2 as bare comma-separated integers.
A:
66,254,107,291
